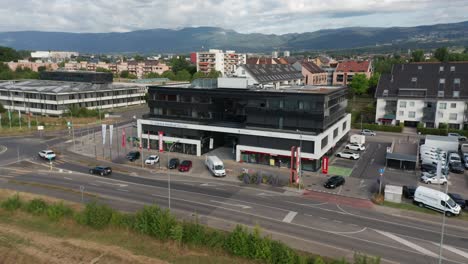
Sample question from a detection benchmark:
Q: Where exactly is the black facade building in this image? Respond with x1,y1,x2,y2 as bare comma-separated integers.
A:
138,80,350,171
40,71,113,84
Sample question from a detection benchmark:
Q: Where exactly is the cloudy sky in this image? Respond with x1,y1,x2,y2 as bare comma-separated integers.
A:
1,0,467,34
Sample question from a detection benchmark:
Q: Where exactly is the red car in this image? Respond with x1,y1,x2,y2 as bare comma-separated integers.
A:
178,160,192,172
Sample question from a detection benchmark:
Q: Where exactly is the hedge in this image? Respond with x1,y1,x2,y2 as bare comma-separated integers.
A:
417,127,468,137
1,194,381,264
351,123,403,133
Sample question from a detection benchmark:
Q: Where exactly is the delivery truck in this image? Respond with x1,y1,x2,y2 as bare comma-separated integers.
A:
413,186,461,216
350,134,365,145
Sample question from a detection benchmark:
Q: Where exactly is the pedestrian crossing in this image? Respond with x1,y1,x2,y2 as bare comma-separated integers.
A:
0,168,31,178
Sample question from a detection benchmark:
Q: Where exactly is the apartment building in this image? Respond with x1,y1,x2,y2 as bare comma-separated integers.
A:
333,60,372,86
293,61,327,85
138,79,349,172
375,62,468,130
6,60,59,72
64,61,171,78
195,49,246,76
31,51,79,62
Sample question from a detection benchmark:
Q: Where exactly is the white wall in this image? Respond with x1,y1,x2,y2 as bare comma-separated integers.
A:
375,98,387,123
435,100,466,128
396,99,425,123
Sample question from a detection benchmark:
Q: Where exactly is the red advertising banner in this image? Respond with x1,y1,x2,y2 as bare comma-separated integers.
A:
290,146,296,184
296,146,301,183
158,131,164,152
322,156,329,174
122,128,126,148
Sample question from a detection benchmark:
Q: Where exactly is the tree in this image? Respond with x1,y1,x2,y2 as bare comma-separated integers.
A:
0,46,21,62
368,73,381,96
120,70,130,78
58,61,66,68
349,74,369,95
411,50,424,62
175,69,191,81
144,72,160,78
434,47,449,62
191,71,206,80
37,66,47,72
96,67,112,73
161,70,176,80
0,102,6,113
464,47,468,54
133,55,145,62
207,69,221,78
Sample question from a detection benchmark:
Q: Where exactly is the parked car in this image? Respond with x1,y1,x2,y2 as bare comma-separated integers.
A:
448,133,467,142
89,166,112,176
420,174,447,185
126,151,140,161
345,143,366,151
360,129,376,136
402,185,417,199
462,153,468,169
336,151,360,160
178,160,192,172
449,161,465,174
448,153,461,163
420,163,437,172
421,170,448,178
168,158,180,169
448,193,466,209
324,175,345,189
38,150,56,160
145,155,160,165
413,186,460,216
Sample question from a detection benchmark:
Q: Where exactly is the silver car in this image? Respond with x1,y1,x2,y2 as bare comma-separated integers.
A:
360,129,376,136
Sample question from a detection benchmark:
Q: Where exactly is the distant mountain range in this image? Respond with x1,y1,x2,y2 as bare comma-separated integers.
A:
1,21,468,54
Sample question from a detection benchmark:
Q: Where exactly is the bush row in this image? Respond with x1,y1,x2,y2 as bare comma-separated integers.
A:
0,194,380,264
351,123,403,133
417,127,468,137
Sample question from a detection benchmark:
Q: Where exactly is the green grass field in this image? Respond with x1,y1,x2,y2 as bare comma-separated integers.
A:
327,166,353,177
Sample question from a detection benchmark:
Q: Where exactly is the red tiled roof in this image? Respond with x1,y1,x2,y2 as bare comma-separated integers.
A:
336,60,370,72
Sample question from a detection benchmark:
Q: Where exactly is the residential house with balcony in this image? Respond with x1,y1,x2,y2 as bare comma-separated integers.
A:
293,61,327,85
375,62,468,129
333,60,372,86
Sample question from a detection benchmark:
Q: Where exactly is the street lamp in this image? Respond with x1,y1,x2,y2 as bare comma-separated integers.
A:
167,140,180,210
296,129,303,190
436,149,448,264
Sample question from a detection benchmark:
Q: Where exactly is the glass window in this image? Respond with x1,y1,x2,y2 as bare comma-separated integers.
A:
278,117,283,129
279,100,284,109
439,78,445,84
399,111,404,116
453,91,460,98
438,112,443,118
342,121,347,131
321,136,328,149
450,66,455,72
269,99,280,108
298,101,304,110
409,101,415,107
454,78,460,84
408,111,416,118
449,113,457,120
180,95,191,103
439,66,444,72
439,103,447,109
399,101,407,108
450,103,456,108
333,128,338,139
438,91,444,97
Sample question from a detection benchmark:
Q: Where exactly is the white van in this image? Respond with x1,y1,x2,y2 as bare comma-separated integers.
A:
413,186,461,216
205,156,226,177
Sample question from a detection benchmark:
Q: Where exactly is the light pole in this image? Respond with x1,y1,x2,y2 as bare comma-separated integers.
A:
167,140,180,210
296,129,303,190
437,149,448,264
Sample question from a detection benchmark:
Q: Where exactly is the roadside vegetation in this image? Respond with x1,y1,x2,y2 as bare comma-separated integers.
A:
0,192,381,264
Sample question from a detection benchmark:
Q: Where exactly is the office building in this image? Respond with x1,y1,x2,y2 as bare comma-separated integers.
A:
137,79,350,172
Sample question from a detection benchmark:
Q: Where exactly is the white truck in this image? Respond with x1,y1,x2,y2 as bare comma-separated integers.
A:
350,134,365,145
205,156,226,177
424,135,459,152
413,186,461,216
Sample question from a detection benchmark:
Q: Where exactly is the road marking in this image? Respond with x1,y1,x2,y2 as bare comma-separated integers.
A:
282,211,298,223
116,188,129,192
285,201,328,207
89,183,99,186
375,230,439,258
331,227,368,235
258,192,275,197
432,243,468,259
214,188,224,191
64,177,72,180
201,183,220,187
96,180,128,187
209,200,251,209
0,175,13,178
333,220,342,223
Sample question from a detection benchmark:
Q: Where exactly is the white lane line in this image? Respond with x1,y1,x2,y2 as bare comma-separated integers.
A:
89,183,99,186
209,200,251,209
282,211,298,223
375,230,439,258
116,188,129,192
96,180,128,187
432,243,468,259
0,175,13,178
285,201,328,207
333,220,342,223
331,227,367,235
64,177,73,180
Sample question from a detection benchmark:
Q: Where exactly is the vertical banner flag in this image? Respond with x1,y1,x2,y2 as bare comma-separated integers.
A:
18,110,21,119
290,146,296,183
147,131,150,150
322,156,329,174
7,110,11,120
109,125,114,145
296,147,301,183
0,113,2,126
122,128,126,148
101,124,107,145
158,131,164,152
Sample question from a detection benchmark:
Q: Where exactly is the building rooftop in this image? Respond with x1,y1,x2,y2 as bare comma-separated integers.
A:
0,80,144,94
336,60,371,72
300,61,326,74
376,62,468,99
240,64,303,84
426,135,459,143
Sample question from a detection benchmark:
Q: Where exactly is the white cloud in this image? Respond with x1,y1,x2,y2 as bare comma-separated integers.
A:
0,0,467,33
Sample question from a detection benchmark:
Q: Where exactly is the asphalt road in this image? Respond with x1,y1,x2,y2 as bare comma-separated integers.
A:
2,127,468,264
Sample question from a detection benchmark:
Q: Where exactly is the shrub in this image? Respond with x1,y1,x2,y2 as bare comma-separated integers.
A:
352,123,402,133
46,202,73,221
224,225,251,257
81,201,114,229
25,198,48,215
170,224,183,245
181,220,207,245
133,205,177,240
314,257,326,264
269,240,298,264
1,194,22,211
110,211,135,229
354,252,381,264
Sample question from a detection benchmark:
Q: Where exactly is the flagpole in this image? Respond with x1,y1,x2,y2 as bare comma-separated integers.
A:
18,110,21,129
8,110,12,128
